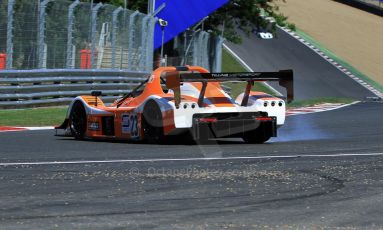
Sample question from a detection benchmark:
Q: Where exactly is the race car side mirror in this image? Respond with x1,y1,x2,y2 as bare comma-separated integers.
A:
91,91,102,107
91,91,102,97
165,72,181,108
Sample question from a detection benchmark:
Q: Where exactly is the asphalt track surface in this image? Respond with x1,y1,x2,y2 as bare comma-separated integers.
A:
0,101,383,229
1,27,382,229
224,28,376,100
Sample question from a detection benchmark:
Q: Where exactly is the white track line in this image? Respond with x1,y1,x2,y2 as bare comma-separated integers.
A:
222,43,283,97
0,126,54,132
19,126,54,130
1,152,383,167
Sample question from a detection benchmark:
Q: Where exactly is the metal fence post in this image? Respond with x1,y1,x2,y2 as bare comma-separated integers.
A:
182,32,187,64
202,32,209,70
66,0,80,69
139,15,150,70
213,36,224,72
127,11,139,71
199,32,205,67
202,32,208,68
182,31,195,66
194,32,199,66
198,31,206,67
111,7,123,69
37,0,52,69
192,32,198,66
145,17,156,71
201,32,206,69
90,3,102,69
192,31,203,66
6,0,15,69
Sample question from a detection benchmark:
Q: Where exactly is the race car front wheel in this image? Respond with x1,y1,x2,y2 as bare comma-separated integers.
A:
143,100,165,144
69,101,87,140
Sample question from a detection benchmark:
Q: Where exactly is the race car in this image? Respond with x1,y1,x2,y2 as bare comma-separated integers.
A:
255,29,274,39
55,66,293,144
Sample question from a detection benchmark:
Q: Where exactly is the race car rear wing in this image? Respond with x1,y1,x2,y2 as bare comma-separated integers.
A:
165,70,294,108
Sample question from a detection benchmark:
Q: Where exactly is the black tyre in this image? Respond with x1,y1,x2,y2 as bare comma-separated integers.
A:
242,124,271,144
69,101,87,140
143,100,165,144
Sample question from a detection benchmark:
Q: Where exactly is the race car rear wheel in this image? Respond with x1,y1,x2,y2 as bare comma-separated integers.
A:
242,123,271,144
143,100,165,144
69,101,87,140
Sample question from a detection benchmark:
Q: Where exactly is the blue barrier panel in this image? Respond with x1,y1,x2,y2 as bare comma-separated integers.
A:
153,0,229,49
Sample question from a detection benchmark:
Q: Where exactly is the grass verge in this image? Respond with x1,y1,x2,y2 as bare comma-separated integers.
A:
0,107,67,126
295,28,383,93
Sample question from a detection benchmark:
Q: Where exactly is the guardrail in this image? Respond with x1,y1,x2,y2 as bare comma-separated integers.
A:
359,0,383,8
0,69,149,109
334,0,383,16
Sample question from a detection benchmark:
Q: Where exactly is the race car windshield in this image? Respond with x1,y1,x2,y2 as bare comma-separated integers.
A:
128,78,148,97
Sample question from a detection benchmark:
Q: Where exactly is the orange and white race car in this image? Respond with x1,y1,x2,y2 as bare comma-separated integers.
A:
56,66,293,144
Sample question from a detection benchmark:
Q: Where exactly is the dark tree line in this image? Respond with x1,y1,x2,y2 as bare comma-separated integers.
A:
0,0,291,69
89,0,290,44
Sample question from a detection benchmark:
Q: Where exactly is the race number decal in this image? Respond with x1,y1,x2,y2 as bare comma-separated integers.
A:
130,115,138,137
122,114,130,134
122,113,138,137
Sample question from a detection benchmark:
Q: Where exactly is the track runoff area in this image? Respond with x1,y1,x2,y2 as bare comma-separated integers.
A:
0,101,383,228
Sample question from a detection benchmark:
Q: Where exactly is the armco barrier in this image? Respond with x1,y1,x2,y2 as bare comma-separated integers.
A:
333,0,383,16
0,69,149,109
